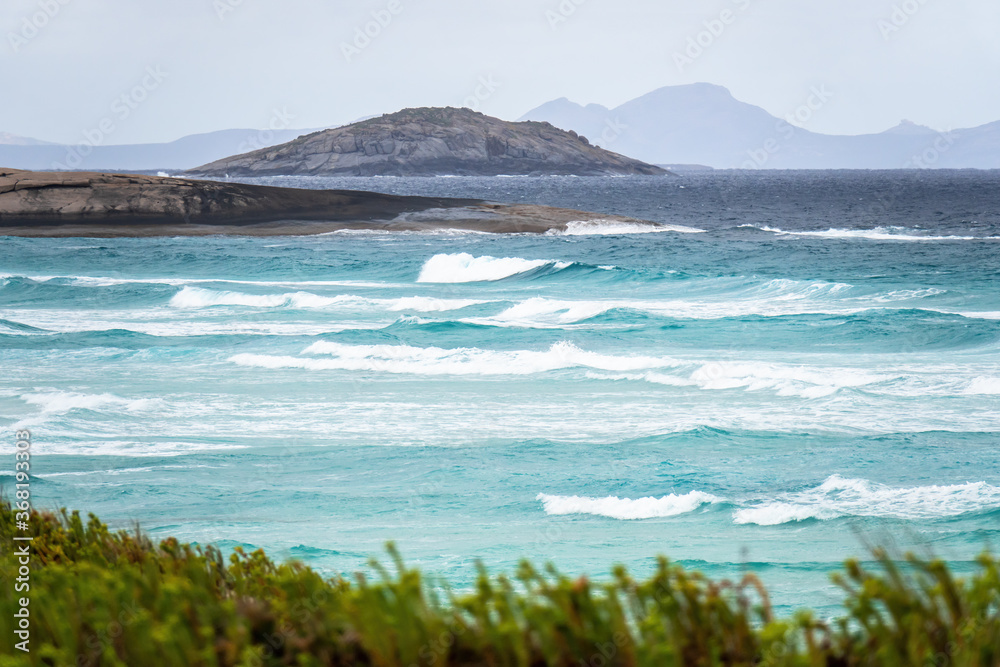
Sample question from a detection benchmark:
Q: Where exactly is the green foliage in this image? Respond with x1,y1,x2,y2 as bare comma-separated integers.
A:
1,501,997,666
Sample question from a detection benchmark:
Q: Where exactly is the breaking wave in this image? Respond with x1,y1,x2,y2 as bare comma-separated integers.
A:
536,491,721,520
733,475,1000,525
168,286,482,311
20,391,159,415
751,225,1000,241
416,253,572,283
229,341,679,376
551,220,705,235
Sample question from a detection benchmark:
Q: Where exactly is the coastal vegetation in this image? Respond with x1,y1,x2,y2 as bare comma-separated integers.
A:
1,501,997,666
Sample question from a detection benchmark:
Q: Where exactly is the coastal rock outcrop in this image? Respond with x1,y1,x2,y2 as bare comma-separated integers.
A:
0,169,661,236
189,107,667,177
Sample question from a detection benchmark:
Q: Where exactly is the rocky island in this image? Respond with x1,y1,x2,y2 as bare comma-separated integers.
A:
0,168,662,236
189,107,668,177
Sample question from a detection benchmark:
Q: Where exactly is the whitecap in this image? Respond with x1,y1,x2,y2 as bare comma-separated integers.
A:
168,286,483,312
416,253,571,283
733,475,1000,525
549,220,705,235
965,377,1000,395
687,361,887,398
21,391,159,415
536,491,720,520
230,341,679,376
753,225,1000,241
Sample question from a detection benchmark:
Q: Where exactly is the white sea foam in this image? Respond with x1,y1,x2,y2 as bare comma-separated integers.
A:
5,274,400,289
0,310,380,337
550,220,706,235
753,225,1000,241
170,286,293,308
536,491,720,520
688,361,887,398
386,296,484,312
14,391,160,429
35,441,249,457
318,227,492,237
168,286,482,312
734,475,1000,525
965,377,1000,395
461,280,901,328
21,391,159,415
588,361,887,398
36,467,155,478
867,287,946,302
231,341,679,376
469,297,618,327
417,253,571,283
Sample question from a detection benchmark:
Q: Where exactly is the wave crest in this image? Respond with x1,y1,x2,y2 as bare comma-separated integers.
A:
549,220,705,235
965,377,1000,395
230,341,679,376
21,391,158,415
733,475,1000,525
752,225,1000,241
416,253,571,283
168,286,481,312
536,491,720,520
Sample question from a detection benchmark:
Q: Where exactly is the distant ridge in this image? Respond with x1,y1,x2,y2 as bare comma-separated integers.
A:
0,132,56,146
190,107,667,177
0,128,319,172
520,83,1000,169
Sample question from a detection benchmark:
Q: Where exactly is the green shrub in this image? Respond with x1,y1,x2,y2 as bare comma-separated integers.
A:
0,501,997,666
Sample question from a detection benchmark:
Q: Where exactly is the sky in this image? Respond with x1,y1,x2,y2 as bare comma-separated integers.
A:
2,0,999,145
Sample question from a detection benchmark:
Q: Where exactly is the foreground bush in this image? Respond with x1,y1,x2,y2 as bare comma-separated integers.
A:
0,501,998,666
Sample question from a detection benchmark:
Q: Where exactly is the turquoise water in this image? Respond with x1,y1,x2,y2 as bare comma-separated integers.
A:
2,172,999,616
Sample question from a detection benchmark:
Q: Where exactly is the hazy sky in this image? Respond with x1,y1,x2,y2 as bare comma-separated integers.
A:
3,0,999,145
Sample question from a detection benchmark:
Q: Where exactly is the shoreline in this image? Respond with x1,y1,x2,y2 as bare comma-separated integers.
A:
0,169,657,237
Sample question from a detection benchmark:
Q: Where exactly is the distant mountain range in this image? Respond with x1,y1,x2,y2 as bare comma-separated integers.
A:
5,83,1000,171
0,128,316,172
520,83,1000,169
0,132,57,146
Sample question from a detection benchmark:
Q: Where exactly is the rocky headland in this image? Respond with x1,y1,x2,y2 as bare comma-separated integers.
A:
0,169,661,237
189,107,668,177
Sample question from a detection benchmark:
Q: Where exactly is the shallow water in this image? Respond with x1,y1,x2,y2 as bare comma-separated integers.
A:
2,171,998,615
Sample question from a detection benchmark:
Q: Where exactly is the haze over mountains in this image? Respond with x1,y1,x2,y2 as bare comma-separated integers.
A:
0,128,313,172
520,83,1000,169
4,83,1000,171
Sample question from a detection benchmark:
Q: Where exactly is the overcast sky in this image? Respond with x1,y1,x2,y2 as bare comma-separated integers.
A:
3,0,999,145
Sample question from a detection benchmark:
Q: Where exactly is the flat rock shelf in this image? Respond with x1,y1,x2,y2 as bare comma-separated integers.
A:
0,169,660,237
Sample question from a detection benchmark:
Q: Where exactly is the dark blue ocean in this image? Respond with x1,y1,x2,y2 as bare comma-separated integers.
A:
2,171,999,616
